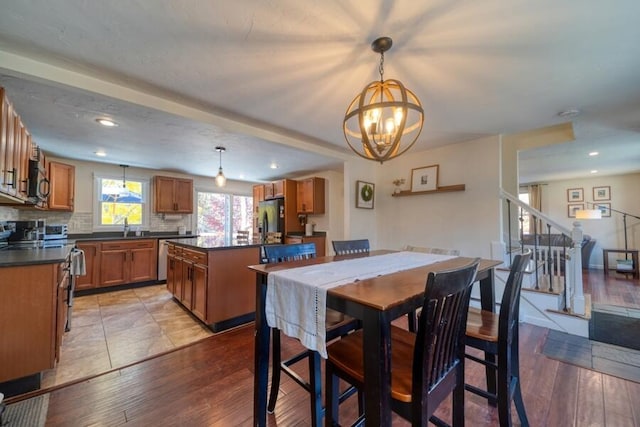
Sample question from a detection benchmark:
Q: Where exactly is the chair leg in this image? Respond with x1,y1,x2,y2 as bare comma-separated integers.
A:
452,375,465,427
497,358,512,427
325,362,339,427
267,329,282,413
484,351,497,407
511,338,529,427
308,351,323,427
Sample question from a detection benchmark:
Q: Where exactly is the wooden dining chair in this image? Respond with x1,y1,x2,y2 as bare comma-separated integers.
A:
404,245,461,332
332,239,370,255
325,259,480,427
264,231,282,244
235,229,250,243
464,251,532,427
261,243,360,427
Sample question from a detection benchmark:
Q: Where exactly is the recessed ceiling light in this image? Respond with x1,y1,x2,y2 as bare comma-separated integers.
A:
590,170,598,174
270,163,278,169
94,150,107,157
95,118,118,127
558,109,580,118
589,151,599,156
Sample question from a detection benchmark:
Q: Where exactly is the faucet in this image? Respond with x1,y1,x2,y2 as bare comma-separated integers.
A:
123,218,130,237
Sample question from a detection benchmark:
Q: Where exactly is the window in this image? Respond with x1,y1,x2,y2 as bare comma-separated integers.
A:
197,191,253,245
94,174,149,230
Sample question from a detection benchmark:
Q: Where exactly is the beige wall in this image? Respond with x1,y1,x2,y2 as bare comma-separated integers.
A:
540,172,640,268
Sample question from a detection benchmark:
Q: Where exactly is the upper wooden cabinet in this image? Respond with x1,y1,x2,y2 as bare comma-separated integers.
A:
0,88,33,204
264,179,286,200
48,161,75,211
297,177,325,214
154,175,193,213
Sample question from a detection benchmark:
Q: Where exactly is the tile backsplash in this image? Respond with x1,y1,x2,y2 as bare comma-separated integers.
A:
0,206,191,234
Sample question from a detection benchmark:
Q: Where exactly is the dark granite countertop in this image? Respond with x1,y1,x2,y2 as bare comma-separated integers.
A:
0,244,74,267
71,232,197,242
167,236,261,251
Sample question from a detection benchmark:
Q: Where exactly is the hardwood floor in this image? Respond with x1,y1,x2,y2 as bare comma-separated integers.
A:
9,270,640,426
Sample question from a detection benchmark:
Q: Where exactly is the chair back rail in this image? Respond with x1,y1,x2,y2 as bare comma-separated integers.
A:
262,242,316,263
332,239,370,255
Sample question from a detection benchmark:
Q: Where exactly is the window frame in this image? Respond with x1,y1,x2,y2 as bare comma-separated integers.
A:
195,189,253,241
93,173,150,231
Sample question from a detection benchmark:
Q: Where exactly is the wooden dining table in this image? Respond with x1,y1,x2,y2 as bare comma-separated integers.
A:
249,250,503,426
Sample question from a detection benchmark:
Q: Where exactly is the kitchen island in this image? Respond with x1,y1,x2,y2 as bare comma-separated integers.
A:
166,237,261,332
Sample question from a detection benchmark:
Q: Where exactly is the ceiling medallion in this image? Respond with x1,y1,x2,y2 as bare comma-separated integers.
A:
343,37,424,163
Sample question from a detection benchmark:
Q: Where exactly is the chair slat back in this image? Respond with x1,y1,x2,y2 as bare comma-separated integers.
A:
236,230,250,243
332,239,370,255
499,250,532,343
262,242,317,264
412,259,479,413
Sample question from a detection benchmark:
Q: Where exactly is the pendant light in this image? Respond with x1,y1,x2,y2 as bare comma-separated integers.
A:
343,37,424,163
215,146,226,187
119,164,128,195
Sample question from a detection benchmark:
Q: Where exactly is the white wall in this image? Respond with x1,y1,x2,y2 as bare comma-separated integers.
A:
338,136,503,258
541,172,640,269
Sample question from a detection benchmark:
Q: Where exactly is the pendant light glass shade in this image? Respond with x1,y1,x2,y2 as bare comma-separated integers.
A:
215,146,226,187
343,37,424,163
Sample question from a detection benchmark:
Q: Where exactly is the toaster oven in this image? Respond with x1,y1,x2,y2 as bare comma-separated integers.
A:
44,224,68,240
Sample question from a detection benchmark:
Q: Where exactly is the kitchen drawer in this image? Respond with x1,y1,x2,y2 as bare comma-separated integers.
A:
101,239,155,251
182,248,207,264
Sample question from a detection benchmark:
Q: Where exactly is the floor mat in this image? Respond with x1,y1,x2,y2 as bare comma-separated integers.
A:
543,329,640,383
2,394,49,427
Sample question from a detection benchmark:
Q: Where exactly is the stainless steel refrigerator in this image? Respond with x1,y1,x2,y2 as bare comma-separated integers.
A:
258,199,285,243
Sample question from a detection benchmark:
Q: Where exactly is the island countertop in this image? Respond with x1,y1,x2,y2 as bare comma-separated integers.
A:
166,236,261,251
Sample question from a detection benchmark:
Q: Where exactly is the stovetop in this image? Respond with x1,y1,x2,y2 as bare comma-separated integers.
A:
0,239,69,250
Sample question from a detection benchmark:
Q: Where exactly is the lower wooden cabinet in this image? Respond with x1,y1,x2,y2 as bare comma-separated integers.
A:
75,242,100,291
99,239,158,287
0,263,59,383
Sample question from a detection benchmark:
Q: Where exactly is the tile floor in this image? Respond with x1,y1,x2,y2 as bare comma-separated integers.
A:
41,284,214,389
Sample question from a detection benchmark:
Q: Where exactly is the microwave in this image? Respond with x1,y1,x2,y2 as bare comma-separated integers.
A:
28,159,50,203
44,224,68,240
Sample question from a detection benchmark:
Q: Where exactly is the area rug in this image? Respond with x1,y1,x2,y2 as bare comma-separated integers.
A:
2,394,49,427
542,329,640,383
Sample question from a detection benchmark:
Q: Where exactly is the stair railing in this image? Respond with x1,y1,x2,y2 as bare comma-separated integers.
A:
501,189,586,315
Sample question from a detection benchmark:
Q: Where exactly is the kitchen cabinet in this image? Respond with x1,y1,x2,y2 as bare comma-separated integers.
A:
165,243,260,332
263,179,285,200
263,182,274,199
99,239,158,287
55,260,69,362
75,242,101,291
297,177,325,214
285,234,326,257
0,262,59,383
154,175,193,213
281,179,303,234
252,184,265,236
48,161,75,211
0,88,35,204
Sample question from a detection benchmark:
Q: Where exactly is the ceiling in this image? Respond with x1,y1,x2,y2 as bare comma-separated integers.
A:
0,1,639,184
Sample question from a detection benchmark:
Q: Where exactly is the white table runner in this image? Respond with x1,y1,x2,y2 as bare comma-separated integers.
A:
265,251,455,358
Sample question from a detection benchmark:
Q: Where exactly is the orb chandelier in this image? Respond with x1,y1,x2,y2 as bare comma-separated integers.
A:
343,37,424,163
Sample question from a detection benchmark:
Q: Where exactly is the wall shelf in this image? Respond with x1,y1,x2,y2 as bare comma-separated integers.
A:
392,184,466,197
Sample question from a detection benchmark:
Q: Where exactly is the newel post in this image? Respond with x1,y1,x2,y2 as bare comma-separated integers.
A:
571,221,586,315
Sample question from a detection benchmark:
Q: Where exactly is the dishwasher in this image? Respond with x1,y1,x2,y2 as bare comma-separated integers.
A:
158,239,169,281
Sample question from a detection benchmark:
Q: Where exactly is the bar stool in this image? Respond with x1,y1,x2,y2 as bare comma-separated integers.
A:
465,251,532,427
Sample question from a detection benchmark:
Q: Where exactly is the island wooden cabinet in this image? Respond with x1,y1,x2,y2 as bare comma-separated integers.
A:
47,160,75,211
99,239,157,287
166,243,260,331
154,175,193,213
75,242,101,291
297,177,325,214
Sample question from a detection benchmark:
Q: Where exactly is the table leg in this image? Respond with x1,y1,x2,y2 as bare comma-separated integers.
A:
254,274,270,427
362,309,392,426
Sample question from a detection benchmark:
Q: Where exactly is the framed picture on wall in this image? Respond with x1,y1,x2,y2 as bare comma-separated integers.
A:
595,203,611,217
411,164,439,192
568,203,584,218
593,186,611,201
356,180,375,209
567,188,584,202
